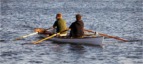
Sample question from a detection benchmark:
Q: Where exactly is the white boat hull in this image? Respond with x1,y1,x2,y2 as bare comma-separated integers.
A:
48,37,104,46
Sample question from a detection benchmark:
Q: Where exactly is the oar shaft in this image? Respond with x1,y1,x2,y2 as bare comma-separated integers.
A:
33,34,57,44
15,32,38,40
84,29,128,42
21,32,38,38
15,27,53,41
33,29,68,44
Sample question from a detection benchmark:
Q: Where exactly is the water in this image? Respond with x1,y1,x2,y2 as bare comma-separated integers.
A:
0,0,143,64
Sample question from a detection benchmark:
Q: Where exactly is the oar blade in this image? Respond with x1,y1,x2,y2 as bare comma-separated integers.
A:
14,37,23,41
14,32,38,41
113,37,128,42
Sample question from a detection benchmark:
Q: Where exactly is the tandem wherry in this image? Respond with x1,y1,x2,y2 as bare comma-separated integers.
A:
49,36,104,46
39,34,104,46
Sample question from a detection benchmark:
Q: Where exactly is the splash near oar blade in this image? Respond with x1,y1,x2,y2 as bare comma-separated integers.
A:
14,32,38,41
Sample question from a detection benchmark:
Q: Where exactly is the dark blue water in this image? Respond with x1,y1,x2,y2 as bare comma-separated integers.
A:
0,0,143,64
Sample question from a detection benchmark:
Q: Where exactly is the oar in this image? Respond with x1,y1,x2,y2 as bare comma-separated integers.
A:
33,33,59,44
98,33,128,42
14,32,38,40
84,29,128,42
14,27,53,41
33,29,68,44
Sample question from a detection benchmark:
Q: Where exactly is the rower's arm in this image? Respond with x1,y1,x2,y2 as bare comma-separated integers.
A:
84,29,95,33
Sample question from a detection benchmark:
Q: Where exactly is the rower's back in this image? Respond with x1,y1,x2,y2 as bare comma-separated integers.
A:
69,14,84,38
53,13,67,35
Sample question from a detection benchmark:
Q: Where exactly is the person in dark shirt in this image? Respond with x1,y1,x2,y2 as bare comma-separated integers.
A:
69,14,84,38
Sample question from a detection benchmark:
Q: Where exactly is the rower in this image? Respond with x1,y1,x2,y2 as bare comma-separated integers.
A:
69,14,84,38
52,13,68,37
34,13,68,37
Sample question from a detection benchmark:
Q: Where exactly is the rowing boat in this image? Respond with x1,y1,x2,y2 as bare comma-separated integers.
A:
39,34,104,46
50,37,104,46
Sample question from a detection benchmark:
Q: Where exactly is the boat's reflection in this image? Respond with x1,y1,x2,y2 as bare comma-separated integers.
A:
69,43,84,51
51,41,85,53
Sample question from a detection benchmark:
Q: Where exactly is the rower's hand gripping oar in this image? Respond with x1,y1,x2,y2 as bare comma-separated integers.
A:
84,29,128,42
33,29,68,44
